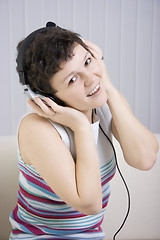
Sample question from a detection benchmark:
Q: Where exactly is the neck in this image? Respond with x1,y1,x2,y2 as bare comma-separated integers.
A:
83,109,93,124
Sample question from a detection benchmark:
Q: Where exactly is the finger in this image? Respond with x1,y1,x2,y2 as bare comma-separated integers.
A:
33,97,55,116
44,97,61,112
27,99,46,116
84,40,103,59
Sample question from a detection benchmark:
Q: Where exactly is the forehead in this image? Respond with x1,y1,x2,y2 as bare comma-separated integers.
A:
59,44,88,69
51,44,88,82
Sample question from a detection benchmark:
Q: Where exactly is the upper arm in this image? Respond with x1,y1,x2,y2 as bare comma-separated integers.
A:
18,113,82,211
111,118,120,142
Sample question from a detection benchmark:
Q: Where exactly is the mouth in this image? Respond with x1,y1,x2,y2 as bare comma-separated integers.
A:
87,83,100,97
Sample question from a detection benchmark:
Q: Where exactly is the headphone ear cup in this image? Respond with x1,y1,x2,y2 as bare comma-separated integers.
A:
23,84,66,107
23,84,37,99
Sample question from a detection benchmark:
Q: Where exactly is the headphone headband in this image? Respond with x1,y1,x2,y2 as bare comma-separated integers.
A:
17,21,57,85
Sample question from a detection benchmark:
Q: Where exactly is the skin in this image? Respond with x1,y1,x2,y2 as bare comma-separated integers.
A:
18,40,159,215
50,43,107,123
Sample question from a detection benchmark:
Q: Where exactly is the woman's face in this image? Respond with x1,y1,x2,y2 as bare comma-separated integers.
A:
50,44,107,118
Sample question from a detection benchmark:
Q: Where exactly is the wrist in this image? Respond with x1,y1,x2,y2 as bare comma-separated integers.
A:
106,86,119,105
72,120,91,134
106,87,134,121
101,69,115,97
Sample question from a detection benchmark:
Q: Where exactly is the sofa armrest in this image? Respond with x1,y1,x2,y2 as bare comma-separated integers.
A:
0,136,19,240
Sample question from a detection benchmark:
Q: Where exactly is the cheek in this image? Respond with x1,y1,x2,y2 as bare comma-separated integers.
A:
65,96,84,108
64,92,89,110
92,59,103,76
101,84,108,100
55,90,82,107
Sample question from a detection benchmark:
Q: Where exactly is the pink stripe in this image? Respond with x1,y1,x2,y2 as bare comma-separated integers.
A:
84,217,104,233
12,229,24,234
102,193,110,208
48,217,103,232
101,166,116,186
21,170,54,194
103,193,110,203
102,172,116,186
101,164,116,180
12,205,45,234
19,184,64,205
19,161,42,180
16,200,103,233
18,196,85,219
102,200,109,208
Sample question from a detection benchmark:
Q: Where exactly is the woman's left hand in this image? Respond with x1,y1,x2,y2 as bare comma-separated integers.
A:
84,40,159,171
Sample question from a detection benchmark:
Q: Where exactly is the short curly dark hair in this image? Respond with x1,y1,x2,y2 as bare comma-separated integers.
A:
16,27,88,100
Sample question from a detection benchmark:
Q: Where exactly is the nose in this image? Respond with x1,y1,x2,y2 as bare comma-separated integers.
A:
83,71,96,87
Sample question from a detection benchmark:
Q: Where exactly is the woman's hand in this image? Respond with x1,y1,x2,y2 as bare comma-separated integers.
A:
84,40,114,94
27,97,89,132
84,40,159,170
26,96,102,215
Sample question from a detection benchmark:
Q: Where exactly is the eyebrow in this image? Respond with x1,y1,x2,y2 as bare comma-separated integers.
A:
62,51,89,82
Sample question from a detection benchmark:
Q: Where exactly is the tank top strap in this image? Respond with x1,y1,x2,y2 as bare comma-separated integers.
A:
48,120,71,149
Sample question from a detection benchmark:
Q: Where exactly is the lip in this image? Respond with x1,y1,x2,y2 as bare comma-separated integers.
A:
87,83,101,97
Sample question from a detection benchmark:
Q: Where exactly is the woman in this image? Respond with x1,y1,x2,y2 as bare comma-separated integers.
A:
9,22,159,240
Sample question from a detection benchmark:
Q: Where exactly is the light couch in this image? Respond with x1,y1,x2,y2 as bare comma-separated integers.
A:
0,135,159,240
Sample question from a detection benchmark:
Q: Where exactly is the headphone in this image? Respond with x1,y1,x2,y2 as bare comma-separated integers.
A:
16,21,65,106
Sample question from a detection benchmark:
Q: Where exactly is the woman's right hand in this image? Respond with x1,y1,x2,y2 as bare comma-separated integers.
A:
27,97,89,132
24,96,102,215
25,96,102,216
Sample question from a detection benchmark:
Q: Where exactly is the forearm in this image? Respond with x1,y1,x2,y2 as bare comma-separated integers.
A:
81,40,159,169
74,124,102,214
107,87,159,170
28,97,102,214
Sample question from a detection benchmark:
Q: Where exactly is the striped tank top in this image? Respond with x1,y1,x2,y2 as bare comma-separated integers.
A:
9,104,116,239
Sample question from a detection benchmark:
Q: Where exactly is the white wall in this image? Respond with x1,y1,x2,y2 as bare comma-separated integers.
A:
0,0,160,135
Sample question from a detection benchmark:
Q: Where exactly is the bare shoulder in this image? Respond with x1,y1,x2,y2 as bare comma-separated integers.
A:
20,112,51,128
18,113,61,164
19,113,60,136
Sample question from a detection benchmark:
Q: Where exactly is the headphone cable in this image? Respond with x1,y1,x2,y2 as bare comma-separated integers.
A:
99,124,131,240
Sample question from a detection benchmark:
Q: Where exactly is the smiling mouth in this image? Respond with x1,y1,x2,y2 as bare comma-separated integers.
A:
87,83,100,97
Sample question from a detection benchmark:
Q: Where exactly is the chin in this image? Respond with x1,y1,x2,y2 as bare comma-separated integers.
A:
96,101,107,108
95,93,107,108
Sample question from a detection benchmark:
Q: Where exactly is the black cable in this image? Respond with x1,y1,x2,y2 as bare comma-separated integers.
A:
99,124,131,240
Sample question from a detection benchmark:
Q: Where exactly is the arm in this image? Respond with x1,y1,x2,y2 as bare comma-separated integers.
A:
20,98,102,215
108,88,158,170
85,40,159,171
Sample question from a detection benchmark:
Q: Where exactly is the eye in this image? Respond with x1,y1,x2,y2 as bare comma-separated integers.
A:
85,57,91,66
69,75,78,84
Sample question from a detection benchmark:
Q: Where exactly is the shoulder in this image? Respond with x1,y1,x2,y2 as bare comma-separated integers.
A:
20,112,50,126
18,113,62,158
19,113,60,136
